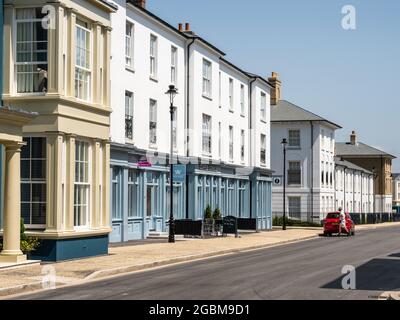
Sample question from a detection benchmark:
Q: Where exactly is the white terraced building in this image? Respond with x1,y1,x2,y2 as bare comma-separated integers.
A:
108,0,274,242
334,157,374,214
270,74,342,223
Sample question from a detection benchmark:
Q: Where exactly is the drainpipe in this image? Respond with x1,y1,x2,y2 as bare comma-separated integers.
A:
248,78,256,218
185,37,196,158
310,121,314,222
185,37,195,220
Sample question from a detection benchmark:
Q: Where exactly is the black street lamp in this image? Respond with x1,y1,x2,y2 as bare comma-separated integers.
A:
165,84,178,243
281,138,288,231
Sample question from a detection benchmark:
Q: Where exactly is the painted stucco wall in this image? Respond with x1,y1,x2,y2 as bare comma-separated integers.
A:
335,166,374,213
271,121,337,220
109,0,186,156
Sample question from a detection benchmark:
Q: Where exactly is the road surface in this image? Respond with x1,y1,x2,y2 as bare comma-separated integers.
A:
14,226,400,300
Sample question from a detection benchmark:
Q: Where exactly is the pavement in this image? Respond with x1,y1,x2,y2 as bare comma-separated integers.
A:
1,222,400,299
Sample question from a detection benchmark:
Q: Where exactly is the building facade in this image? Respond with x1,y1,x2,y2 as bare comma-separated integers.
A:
335,157,374,214
336,132,395,214
108,0,273,242
1,0,116,261
270,74,342,222
392,174,400,213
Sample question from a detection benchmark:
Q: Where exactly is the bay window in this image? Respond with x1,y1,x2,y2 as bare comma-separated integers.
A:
21,137,47,227
74,141,90,228
75,20,92,101
15,8,48,93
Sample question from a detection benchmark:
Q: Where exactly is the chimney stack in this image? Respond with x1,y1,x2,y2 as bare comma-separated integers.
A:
133,0,146,8
268,72,282,105
350,131,357,145
178,23,183,32
185,23,190,32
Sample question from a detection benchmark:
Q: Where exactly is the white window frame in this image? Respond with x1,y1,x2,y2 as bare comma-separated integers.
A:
171,46,178,85
149,99,157,147
229,126,234,162
261,92,267,122
229,78,234,111
241,130,245,163
288,197,301,220
74,140,91,230
240,84,245,116
260,134,266,166
202,59,212,98
288,129,301,148
150,34,158,79
14,8,48,95
75,20,92,102
21,136,47,229
288,161,301,186
172,106,177,151
218,122,222,159
202,114,212,156
125,21,134,68
218,72,222,107
125,91,134,140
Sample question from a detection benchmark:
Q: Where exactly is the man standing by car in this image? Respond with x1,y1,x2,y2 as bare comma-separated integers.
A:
338,207,349,236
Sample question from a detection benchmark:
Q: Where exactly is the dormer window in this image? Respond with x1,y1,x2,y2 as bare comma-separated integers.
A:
15,8,48,94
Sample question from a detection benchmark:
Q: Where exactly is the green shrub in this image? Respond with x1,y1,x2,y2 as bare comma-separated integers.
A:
0,219,40,254
273,216,321,227
213,208,222,220
204,205,213,220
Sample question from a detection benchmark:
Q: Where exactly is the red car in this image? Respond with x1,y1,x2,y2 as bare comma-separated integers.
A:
323,212,355,237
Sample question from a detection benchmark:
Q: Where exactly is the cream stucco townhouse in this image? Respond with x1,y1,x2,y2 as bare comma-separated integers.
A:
0,0,116,262
108,0,273,242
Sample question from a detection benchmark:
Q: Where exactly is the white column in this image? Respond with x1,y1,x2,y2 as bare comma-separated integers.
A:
0,143,26,263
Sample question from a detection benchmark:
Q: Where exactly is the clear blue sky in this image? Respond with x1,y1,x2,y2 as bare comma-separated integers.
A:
148,0,400,171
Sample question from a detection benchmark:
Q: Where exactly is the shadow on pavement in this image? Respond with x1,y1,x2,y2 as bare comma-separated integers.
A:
321,258,400,291
388,252,400,258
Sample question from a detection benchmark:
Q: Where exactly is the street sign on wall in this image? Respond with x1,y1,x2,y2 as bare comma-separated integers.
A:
173,165,186,183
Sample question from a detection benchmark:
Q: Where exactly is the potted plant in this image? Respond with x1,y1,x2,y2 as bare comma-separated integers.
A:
213,208,223,236
203,205,213,236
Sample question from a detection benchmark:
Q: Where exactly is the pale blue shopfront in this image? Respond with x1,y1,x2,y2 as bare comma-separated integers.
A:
110,144,273,242
110,145,186,242
186,165,272,230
